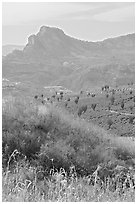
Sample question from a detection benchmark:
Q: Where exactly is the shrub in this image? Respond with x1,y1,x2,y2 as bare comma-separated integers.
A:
80,90,83,94
60,92,63,96
129,116,135,124
2,96,135,177
34,95,38,99
91,103,96,111
107,119,113,129
78,105,87,117
108,104,111,110
106,94,109,98
104,85,109,91
112,89,115,95
74,96,79,104
110,96,115,105
121,101,124,109
60,95,63,100
74,98,79,104
129,105,133,112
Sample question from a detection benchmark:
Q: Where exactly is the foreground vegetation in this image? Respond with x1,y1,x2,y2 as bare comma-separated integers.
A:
2,96,135,201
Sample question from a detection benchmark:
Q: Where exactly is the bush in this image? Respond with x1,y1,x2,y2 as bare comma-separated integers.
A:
129,105,133,112
112,89,115,95
106,94,109,98
107,119,113,129
2,96,135,202
2,96,135,176
78,105,87,116
110,96,115,105
91,103,96,111
129,116,135,124
34,95,38,99
121,101,124,109
108,104,111,110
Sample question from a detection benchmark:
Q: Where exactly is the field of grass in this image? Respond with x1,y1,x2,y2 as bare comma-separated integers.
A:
2,96,135,201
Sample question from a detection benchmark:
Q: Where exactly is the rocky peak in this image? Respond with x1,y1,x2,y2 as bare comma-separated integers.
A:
23,26,72,59
27,35,37,45
38,26,65,36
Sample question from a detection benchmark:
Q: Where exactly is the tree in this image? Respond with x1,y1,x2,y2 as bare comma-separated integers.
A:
74,98,79,104
74,96,79,104
60,95,63,100
102,86,104,91
106,94,109,98
60,91,63,96
52,95,55,99
34,95,38,99
80,90,83,94
112,89,115,95
108,104,111,110
104,85,109,91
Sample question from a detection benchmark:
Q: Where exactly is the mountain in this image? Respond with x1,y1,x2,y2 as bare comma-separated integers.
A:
2,26,135,93
2,45,24,56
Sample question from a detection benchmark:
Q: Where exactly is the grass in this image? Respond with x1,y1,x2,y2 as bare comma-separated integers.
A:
2,96,135,201
2,157,135,202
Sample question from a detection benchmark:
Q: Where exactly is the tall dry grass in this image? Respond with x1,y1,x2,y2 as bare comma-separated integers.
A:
3,154,135,202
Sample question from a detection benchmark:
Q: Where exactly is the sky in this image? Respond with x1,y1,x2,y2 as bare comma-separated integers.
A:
2,2,135,45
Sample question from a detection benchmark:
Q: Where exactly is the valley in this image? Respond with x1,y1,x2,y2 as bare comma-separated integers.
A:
2,26,135,202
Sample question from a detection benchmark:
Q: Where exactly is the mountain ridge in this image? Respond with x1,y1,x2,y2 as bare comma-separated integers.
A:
4,26,135,62
2,26,135,93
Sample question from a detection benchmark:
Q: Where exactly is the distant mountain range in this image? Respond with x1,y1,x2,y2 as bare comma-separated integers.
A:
2,26,135,93
2,45,24,56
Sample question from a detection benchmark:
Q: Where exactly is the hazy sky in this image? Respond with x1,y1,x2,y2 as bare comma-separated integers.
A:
2,2,135,45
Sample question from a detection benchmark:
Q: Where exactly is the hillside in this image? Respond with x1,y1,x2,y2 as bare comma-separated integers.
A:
2,26,135,202
2,26,135,92
2,44,24,56
2,96,135,201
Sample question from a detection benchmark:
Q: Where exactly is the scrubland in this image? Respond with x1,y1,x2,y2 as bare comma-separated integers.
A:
2,97,135,202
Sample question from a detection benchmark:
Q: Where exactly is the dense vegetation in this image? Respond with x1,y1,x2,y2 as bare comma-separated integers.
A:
2,96,135,201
